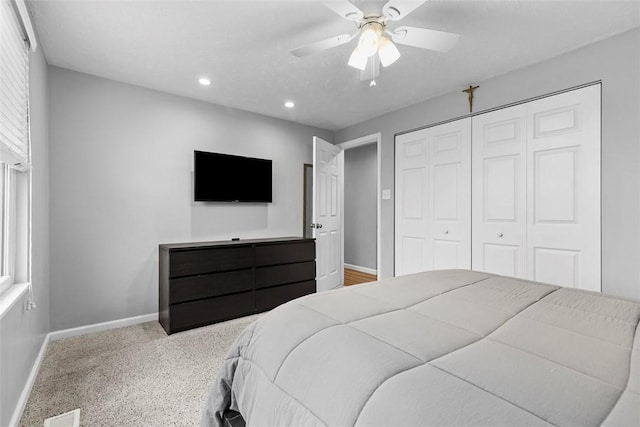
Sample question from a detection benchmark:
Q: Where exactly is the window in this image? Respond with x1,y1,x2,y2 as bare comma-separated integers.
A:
0,0,34,298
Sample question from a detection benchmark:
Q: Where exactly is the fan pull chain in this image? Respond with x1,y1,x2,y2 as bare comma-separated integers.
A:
370,55,377,88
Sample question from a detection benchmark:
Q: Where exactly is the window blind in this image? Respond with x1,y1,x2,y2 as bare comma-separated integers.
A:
0,0,30,168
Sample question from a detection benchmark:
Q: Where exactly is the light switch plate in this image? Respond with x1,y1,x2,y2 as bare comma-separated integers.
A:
382,189,391,200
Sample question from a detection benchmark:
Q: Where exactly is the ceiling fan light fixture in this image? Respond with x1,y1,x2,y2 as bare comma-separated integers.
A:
348,47,368,70
378,37,400,67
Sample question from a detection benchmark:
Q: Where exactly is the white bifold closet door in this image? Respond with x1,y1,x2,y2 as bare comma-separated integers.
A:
471,104,528,279
395,118,471,276
472,84,601,291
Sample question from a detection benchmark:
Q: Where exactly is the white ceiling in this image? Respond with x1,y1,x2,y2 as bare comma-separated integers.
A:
28,0,640,131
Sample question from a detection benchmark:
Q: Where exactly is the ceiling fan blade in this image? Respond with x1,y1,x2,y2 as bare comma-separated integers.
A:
391,26,459,52
290,33,355,57
382,0,428,21
323,1,364,21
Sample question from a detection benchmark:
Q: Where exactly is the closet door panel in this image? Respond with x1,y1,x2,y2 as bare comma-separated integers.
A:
534,148,577,223
526,85,601,291
472,106,527,278
482,243,521,277
484,155,518,221
433,239,460,269
433,163,459,221
395,129,430,275
429,119,471,269
533,247,580,287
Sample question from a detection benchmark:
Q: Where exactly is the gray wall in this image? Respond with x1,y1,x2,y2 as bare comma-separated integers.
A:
344,144,377,271
0,45,50,426
48,67,333,331
335,28,640,300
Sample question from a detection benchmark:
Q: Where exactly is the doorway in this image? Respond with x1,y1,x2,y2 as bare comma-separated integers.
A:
343,143,378,284
304,133,382,287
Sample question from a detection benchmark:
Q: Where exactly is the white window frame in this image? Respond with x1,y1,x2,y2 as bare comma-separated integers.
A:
0,0,36,310
0,165,17,295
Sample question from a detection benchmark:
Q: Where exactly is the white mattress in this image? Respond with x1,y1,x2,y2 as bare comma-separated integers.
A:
202,269,640,426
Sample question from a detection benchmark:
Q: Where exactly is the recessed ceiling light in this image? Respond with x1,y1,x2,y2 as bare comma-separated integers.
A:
198,77,212,86
284,101,295,108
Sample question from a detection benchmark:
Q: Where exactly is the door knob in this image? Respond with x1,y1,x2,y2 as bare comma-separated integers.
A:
444,230,449,235
498,232,504,238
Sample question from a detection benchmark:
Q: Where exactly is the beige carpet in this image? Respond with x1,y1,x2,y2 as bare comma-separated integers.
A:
19,315,261,427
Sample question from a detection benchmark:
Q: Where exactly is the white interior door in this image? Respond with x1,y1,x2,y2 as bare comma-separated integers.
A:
394,118,471,276
526,85,601,291
472,104,528,278
313,136,344,291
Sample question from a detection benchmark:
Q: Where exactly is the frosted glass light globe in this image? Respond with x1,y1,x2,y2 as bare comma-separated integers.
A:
378,37,400,67
358,27,379,57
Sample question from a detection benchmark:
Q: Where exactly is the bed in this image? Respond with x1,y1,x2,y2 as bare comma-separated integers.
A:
201,269,640,426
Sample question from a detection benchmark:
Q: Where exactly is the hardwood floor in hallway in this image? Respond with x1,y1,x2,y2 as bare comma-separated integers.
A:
344,268,377,286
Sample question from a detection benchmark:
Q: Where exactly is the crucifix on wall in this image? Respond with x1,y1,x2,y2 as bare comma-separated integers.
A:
463,85,480,112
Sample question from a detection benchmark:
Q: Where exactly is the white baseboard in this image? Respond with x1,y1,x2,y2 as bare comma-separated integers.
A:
344,263,378,276
49,312,159,342
9,332,50,427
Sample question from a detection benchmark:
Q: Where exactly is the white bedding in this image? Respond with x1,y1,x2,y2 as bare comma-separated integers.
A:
202,269,640,426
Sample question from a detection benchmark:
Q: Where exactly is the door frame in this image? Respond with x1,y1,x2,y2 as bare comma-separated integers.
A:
337,132,382,279
302,163,312,238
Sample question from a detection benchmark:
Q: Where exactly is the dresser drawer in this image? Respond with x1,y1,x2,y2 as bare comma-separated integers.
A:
255,241,315,266
169,292,254,333
170,269,254,304
169,246,253,277
255,280,316,312
255,261,316,289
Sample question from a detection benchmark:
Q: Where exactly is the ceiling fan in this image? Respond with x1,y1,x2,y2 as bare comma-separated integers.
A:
291,0,460,83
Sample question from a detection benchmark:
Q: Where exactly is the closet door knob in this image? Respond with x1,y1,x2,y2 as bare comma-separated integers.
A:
498,232,504,238
444,230,449,235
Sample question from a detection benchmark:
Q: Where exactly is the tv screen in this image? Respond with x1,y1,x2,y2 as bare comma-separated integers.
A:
194,151,272,202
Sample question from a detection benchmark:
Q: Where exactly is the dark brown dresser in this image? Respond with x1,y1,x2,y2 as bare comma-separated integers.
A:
159,237,316,334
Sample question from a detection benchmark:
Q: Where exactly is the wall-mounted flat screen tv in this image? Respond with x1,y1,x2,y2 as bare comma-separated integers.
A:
194,150,272,202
